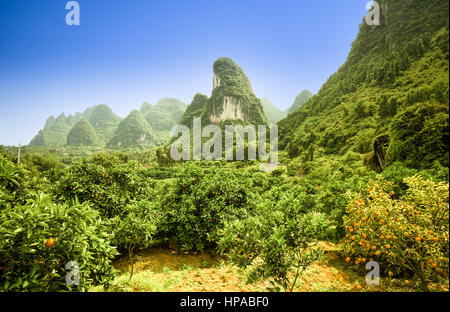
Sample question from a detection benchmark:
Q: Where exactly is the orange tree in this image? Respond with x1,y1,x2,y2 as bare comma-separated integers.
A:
159,164,254,251
0,194,117,291
342,175,449,290
218,186,334,292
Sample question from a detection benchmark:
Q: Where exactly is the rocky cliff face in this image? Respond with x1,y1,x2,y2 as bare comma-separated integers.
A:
206,58,267,125
179,58,268,127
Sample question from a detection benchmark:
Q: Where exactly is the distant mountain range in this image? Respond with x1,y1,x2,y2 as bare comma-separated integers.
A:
29,99,187,149
261,90,313,124
29,58,312,149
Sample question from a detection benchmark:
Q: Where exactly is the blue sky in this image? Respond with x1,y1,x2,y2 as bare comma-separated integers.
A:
0,0,369,146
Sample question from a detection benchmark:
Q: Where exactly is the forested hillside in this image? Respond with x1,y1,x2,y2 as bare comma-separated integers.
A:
285,90,313,115
261,97,286,124
278,0,449,170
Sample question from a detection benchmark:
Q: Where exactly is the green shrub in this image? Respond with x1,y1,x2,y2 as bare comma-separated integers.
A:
110,199,161,279
160,164,254,251
52,156,154,218
342,175,449,291
0,194,117,291
218,187,334,291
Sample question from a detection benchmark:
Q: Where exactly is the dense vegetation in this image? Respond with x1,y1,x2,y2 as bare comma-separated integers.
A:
179,58,269,127
141,98,187,143
278,0,449,171
1,0,448,293
66,119,99,147
106,110,156,150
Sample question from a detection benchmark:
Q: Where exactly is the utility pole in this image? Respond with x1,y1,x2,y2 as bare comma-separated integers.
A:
17,142,21,165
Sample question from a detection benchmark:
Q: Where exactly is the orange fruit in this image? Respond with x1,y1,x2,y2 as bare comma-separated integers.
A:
385,244,391,249
375,251,381,256
351,236,355,240
362,217,367,222
45,237,55,248
415,237,421,242
404,280,409,285
371,246,377,251
388,271,394,277
380,235,385,240
380,219,385,224
404,233,409,238
432,237,438,243
356,285,362,290
346,257,351,263
362,234,367,239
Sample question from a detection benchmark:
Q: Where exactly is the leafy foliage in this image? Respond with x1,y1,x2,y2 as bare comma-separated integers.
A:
218,187,333,291
51,153,154,218
278,0,449,170
0,194,117,291
343,175,449,290
159,164,255,251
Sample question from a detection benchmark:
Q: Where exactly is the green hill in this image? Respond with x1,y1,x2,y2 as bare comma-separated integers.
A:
179,58,268,127
179,93,209,128
285,90,313,115
29,114,73,147
141,98,187,143
85,104,121,145
278,0,449,170
106,110,156,149
66,118,98,146
261,97,286,124
29,104,121,148
204,58,268,125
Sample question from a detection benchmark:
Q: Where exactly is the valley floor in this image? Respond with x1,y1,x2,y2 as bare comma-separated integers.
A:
92,243,449,292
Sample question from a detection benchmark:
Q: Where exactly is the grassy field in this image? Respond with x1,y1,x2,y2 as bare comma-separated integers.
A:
92,242,449,292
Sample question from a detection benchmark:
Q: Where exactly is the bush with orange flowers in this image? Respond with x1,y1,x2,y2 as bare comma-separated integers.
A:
342,175,449,290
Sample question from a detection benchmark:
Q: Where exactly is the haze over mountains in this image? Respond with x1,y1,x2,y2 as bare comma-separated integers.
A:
261,90,313,124
28,59,309,149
